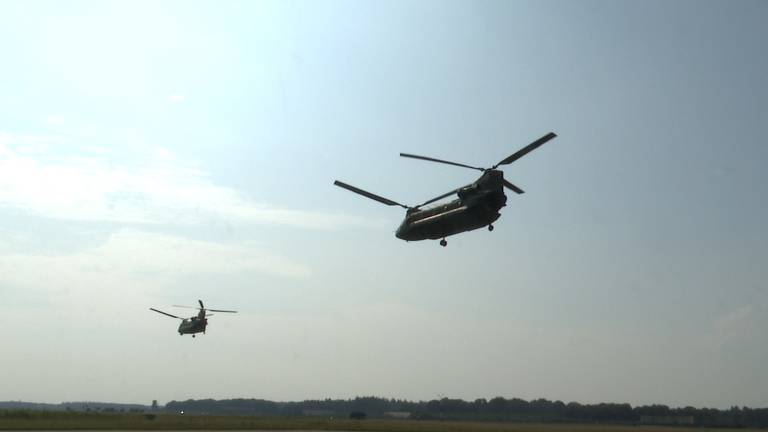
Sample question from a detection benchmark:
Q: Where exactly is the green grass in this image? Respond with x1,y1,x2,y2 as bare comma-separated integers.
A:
0,411,762,432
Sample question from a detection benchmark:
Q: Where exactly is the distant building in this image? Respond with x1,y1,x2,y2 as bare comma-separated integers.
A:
640,415,695,425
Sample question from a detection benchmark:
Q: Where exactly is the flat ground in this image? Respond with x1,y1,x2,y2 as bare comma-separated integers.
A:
0,413,760,432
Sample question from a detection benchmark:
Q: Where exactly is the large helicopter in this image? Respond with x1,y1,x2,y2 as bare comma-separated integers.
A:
150,300,237,337
334,132,556,246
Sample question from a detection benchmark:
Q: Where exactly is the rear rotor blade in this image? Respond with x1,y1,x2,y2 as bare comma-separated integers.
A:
198,299,205,309
400,153,485,171
207,309,237,313
493,132,557,168
503,179,525,194
150,308,182,320
334,180,410,209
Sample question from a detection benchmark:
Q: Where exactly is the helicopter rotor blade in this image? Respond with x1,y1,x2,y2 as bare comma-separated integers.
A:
503,179,525,194
418,190,459,208
150,308,183,320
493,132,557,168
399,153,485,172
333,180,410,209
417,184,473,208
172,304,200,310
172,302,234,312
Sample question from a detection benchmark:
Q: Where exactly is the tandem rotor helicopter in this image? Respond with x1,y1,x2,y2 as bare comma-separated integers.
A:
334,132,557,246
150,300,237,337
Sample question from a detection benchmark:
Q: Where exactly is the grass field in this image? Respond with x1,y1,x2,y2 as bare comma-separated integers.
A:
0,411,764,432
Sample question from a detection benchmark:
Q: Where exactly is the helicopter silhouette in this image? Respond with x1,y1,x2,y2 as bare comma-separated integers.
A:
150,300,237,337
334,132,556,246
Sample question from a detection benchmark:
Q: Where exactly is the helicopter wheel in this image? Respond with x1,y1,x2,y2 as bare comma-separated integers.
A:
488,224,494,231
440,239,447,247
192,334,196,338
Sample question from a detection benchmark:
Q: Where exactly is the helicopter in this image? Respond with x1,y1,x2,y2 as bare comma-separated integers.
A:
334,132,556,246
149,300,237,337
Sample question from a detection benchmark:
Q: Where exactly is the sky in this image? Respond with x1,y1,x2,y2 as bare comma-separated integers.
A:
0,0,766,409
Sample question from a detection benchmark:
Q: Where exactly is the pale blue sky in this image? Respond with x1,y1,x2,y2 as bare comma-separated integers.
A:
0,0,766,408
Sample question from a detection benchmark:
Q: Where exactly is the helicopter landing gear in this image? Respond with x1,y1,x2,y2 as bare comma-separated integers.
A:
488,224,494,231
192,334,196,338
440,239,447,247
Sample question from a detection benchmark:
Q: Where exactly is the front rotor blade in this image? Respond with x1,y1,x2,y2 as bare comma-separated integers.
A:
150,308,182,319
198,300,205,309
418,190,459,208
417,184,472,208
503,179,525,194
399,153,485,171
172,304,200,310
333,180,410,209
494,132,557,168
207,309,237,313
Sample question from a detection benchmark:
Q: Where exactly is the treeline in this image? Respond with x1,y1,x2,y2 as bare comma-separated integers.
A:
0,401,150,413
165,396,768,427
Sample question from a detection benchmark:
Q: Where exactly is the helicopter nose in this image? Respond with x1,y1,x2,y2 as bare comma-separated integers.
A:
395,223,412,240
395,225,406,239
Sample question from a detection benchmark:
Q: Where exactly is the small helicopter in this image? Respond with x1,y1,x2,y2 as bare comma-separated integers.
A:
334,132,556,246
149,300,237,337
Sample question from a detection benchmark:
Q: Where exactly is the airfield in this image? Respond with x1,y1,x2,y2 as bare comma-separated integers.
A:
0,411,764,432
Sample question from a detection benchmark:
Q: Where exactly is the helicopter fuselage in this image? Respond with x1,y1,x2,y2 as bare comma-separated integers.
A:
396,170,507,241
178,311,207,335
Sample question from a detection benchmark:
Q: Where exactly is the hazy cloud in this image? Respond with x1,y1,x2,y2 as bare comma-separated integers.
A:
712,304,759,343
0,229,310,295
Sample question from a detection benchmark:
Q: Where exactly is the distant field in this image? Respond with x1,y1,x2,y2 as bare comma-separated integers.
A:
0,412,762,432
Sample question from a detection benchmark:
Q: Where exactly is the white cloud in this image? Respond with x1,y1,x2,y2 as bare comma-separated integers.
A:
0,132,364,229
